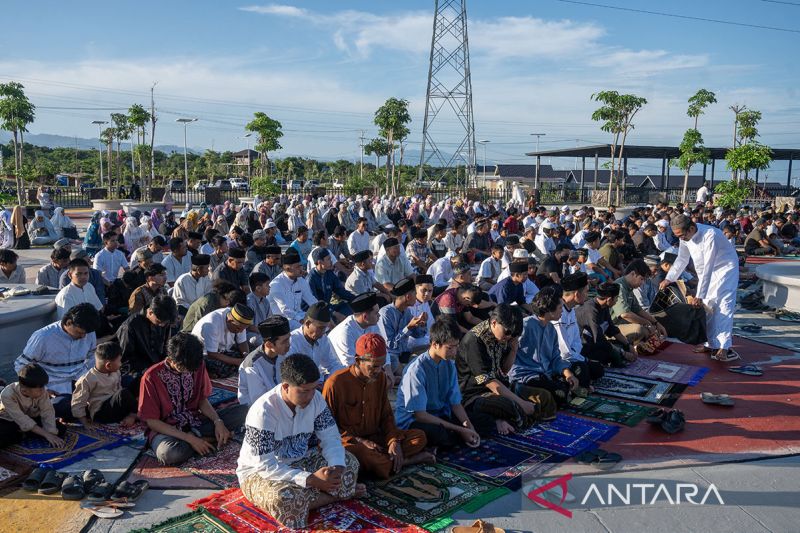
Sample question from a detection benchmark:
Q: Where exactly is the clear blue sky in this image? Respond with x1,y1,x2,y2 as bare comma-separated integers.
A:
2,0,799,179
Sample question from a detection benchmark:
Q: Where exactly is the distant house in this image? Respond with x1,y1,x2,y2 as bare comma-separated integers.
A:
233,149,259,168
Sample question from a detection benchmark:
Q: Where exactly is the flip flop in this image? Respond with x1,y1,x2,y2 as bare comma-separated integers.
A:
81,501,136,509
693,345,712,354
84,506,123,519
110,480,149,503
23,467,50,492
82,469,105,493
729,364,764,376
452,519,506,533
711,349,741,362
38,470,67,495
87,481,115,503
576,449,622,470
61,474,86,500
701,392,735,406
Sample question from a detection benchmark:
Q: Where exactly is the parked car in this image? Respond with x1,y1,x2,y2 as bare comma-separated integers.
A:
289,179,303,191
168,179,185,192
193,180,208,191
331,180,344,189
229,178,249,191
214,179,233,191
304,180,320,190
274,178,287,190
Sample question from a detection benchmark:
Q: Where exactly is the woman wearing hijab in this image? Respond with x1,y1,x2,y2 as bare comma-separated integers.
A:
50,207,77,239
28,210,58,245
0,208,14,249
161,211,178,236
150,208,164,233
247,210,261,234
162,189,174,212
9,206,30,250
213,214,230,235
305,206,323,233
140,215,159,240
84,212,102,255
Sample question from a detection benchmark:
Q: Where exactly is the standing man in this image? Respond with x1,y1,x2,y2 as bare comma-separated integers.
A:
660,214,740,361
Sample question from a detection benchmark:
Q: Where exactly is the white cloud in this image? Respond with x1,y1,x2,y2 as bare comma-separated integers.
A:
239,4,309,18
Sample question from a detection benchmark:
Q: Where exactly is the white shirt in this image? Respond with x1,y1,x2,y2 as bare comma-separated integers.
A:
346,229,370,256
571,229,588,249
238,348,284,406
268,272,318,323
666,223,739,301
55,282,103,319
328,315,380,367
236,386,344,486
191,307,247,354
288,328,343,381
552,304,585,363
427,256,452,288
535,233,555,256
478,256,501,282
161,253,192,283
696,186,709,203
173,272,212,309
16,322,96,394
586,247,602,266
93,248,128,282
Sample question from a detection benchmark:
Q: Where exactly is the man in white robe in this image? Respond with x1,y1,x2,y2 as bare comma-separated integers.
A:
660,215,740,360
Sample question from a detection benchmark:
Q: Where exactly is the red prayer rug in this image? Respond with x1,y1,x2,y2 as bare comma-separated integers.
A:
190,488,428,532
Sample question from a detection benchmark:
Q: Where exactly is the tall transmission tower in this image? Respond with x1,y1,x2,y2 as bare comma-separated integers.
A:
417,0,477,188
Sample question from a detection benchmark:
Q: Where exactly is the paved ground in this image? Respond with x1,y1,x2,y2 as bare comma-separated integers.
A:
3,208,799,532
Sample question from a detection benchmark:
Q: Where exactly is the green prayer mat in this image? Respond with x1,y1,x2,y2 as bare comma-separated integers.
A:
361,463,510,532
565,394,656,427
131,507,234,532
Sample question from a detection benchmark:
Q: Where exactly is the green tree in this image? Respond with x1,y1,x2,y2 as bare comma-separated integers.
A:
678,89,717,203
100,127,115,195
591,91,647,206
725,108,772,187
0,82,36,205
364,138,391,174
128,103,151,188
110,113,132,191
374,97,411,195
245,112,283,177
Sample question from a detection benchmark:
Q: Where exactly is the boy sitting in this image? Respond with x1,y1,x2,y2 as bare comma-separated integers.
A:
0,363,64,448
71,341,137,427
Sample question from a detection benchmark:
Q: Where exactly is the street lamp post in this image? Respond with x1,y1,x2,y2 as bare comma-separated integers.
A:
91,120,108,187
242,133,252,180
176,118,198,205
530,133,546,189
478,139,490,187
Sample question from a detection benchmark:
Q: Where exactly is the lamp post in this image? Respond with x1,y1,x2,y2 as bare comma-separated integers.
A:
91,120,107,187
242,133,252,180
478,139,490,186
176,118,198,204
530,133,546,189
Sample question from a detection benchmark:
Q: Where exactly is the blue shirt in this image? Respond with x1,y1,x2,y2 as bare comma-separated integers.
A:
395,352,461,429
509,315,570,384
377,304,426,361
488,277,525,306
289,239,313,267
307,268,355,304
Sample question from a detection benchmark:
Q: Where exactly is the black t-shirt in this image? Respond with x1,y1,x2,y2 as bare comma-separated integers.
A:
536,255,562,278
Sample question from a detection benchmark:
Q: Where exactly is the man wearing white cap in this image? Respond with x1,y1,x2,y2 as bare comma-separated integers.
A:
534,221,556,257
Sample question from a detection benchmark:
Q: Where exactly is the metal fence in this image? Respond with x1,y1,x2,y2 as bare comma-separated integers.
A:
50,187,92,208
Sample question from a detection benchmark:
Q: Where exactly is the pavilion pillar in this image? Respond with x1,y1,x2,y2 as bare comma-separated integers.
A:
535,155,541,190
702,163,707,180
580,156,586,203
593,152,599,191
711,159,716,188
661,153,666,191
787,154,793,189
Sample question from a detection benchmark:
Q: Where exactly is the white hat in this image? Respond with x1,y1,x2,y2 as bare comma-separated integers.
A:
265,220,277,229
541,221,556,230
656,220,669,228
561,205,570,212
512,248,529,259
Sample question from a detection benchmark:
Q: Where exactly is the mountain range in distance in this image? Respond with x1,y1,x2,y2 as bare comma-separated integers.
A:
0,130,197,155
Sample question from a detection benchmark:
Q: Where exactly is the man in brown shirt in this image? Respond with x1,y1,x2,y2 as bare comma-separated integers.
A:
322,333,433,479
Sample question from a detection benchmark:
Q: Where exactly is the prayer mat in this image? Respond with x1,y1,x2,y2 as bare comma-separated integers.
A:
438,438,565,489
190,488,428,532
0,424,134,469
132,507,234,532
128,453,218,490
209,387,238,407
97,422,147,448
608,358,709,386
496,413,619,457
594,374,687,406
565,395,656,427
211,375,239,392
0,455,31,490
361,464,510,532
180,441,241,488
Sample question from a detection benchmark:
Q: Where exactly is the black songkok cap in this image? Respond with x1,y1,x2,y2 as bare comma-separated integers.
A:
561,272,588,291
191,253,211,266
351,291,378,313
391,276,416,297
306,301,332,323
258,315,290,339
282,248,301,265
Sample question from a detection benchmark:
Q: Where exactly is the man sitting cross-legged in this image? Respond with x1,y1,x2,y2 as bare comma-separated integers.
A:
395,318,482,450
191,302,254,378
238,316,292,407
138,333,247,466
456,304,556,436
237,354,364,530
323,333,434,480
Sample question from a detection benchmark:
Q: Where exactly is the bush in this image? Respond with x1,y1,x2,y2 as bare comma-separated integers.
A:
714,179,753,210
250,177,280,197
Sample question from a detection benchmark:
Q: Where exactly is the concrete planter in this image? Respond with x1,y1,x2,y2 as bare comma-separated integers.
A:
121,201,166,215
91,198,132,212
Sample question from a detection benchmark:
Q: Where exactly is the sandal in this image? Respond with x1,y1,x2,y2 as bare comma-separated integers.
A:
61,474,86,500
83,506,123,519
661,409,686,434
693,345,712,354
729,364,763,376
452,519,506,533
701,392,735,406
87,481,115,503
736,324,762,333
575,448,622,470
23,466,50,492
38,470,67,495
82,469,105,493
110,480,149,503
711,349,741,362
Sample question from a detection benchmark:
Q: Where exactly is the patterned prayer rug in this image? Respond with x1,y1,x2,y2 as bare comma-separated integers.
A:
361,464,510,532
97,422,147,449
608,358,709,386
438,438,565,489
190,488,428,532
180,441,241,488
0,424,134,469
496,413,619,457
128,453,219,490
594,374,687,406
211,375,239,393
209,387,238,407
565,395,656,427
132,507,234,532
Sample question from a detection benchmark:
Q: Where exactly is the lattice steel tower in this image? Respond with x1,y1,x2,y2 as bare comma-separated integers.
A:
417,0,476,187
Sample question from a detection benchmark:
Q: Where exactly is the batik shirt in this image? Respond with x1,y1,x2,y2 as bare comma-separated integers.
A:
236,385,344,487
456,319,513,405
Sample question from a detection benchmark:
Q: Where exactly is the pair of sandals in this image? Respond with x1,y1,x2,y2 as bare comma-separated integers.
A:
23,467,65,495
729,364,763,376
575,448,622,470
693,345,741,362
646,408,686,434
701,392,735,406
